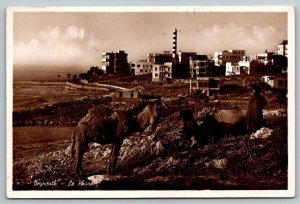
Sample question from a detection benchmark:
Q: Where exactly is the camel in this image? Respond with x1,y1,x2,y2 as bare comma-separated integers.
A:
70,101,162,176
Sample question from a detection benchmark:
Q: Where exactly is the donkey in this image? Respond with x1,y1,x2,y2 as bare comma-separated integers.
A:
70,101,162,177
180,108,247,146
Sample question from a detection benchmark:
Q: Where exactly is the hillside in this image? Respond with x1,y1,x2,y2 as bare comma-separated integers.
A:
12,91,288,190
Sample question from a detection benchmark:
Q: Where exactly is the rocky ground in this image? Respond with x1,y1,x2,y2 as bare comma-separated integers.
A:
12,76,288,190
13,104,287,190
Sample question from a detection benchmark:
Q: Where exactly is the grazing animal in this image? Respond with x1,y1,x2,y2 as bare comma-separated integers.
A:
180,108,248,146
183,86,267,146
198,108,247,144
70,101,161,176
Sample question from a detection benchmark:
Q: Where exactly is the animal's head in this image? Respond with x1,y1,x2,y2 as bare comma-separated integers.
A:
119,100,162,134
179,109,194,122
198,114,216,128
150,100,165,133
135,100,163,133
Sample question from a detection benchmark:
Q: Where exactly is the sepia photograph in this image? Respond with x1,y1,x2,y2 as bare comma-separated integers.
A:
6,6,295,198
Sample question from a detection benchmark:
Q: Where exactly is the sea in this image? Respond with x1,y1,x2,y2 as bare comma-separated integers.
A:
12,66,98,111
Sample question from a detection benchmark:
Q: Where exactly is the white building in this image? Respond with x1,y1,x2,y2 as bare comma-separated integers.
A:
255,52,274,65
130,61,153,75
277,40,288,57
214,49,246,66
225,57,251,76
238,59,251,75
225,62,240,76
152,62,172,82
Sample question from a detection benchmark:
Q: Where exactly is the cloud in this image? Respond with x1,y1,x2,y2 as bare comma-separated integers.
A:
14,26,99,68
64,26,85,39
198,23,281,55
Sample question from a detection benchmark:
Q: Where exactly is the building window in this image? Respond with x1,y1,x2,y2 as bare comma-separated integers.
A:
278,80,283,87
131,92,134,98
155,73,158,77
137,64,140,68
155,68,157,71
119,92,123,97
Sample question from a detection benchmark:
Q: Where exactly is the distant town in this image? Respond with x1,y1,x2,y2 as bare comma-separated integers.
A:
67,28,288,98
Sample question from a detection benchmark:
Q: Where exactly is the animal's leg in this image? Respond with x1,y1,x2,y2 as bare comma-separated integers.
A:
208,126,213,144
74,139,87,177
108,141,122,175
150,116,158,133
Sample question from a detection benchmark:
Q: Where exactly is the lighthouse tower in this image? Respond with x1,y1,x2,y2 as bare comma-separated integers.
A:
172,28,177,58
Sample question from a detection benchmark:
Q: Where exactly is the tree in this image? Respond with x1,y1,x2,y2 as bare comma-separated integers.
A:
67,73,71,81
73,74,78,81
79,73,88,80
189,89,209,113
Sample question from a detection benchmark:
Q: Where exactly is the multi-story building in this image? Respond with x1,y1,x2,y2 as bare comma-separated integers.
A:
277,40,288,57
152,62,172,82
101,50,129,75
214,49,246,66
129,60,153,75
178,51,197,65
147,51,173,64
189,55,214,78
190,77,221,96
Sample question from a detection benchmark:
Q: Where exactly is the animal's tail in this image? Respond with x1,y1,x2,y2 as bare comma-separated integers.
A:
70,129,76,158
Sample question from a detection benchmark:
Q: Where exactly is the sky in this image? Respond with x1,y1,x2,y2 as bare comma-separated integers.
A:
13,11,287,71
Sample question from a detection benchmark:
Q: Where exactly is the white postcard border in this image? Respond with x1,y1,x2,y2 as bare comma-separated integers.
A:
6,5,295,198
